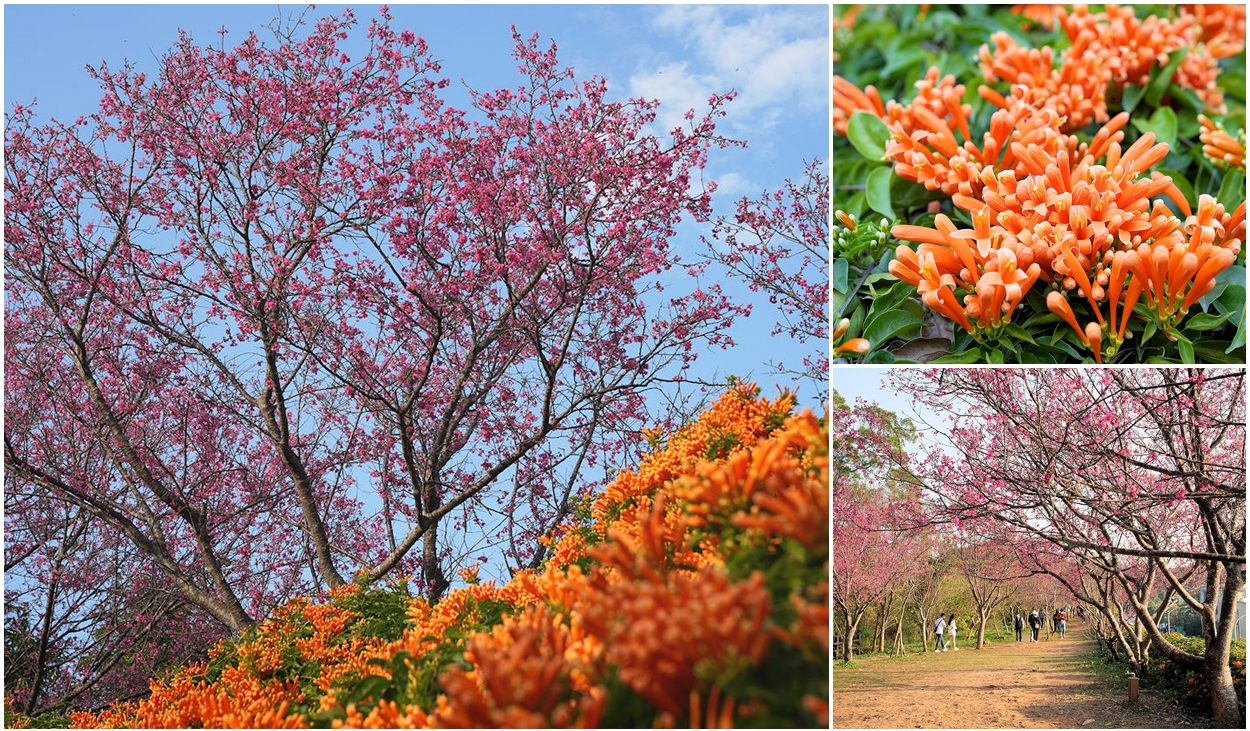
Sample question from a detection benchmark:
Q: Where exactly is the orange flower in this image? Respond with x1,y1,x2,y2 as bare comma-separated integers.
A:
1047,291,1088,347
891,212,1042,336
1085,322,1103,364
833,337,870,356
832,318,850,341
430,606,607,729
1012,4,1061,29
457,563,481,585
1199,115,1246,170
1184,4,1247,57
686,686,737,729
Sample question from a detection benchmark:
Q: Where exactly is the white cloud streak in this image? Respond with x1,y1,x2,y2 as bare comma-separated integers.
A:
629,5,827,136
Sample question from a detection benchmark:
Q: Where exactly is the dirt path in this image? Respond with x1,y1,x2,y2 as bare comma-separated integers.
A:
833,624,1199,729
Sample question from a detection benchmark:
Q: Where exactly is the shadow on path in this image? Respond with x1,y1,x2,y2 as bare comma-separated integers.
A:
833,623,1198,729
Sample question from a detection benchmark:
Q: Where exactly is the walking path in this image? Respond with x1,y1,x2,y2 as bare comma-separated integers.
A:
833,625,1198,728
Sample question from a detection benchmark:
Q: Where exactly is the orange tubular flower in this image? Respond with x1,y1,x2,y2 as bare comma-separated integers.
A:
889,242,975,333
833,337,870,357
891,212,1043,337
832,318,850,341
1058,5,1226,113
1184,4,1247,57
1047,291,1088,346
832,76,887,137
1012,4,1061,29
1085,322,1103,364
1199,115,1246,170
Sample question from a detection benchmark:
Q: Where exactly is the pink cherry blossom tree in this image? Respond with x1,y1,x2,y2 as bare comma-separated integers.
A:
892,368,1246,727
831,395,926,662
5,5,746,655
703,160,828,382
4,499,219,715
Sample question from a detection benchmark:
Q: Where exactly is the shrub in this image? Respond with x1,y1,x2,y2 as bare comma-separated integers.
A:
1142,633,1246,720
67,386,829,729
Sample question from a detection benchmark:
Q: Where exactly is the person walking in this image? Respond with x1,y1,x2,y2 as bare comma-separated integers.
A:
1014,612,1025,642
948,614,959,651
1057,608,1067,638
934,615,947,652
1028,610,1041,642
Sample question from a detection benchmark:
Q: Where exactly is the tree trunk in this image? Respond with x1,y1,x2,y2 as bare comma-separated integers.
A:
976,608,989,649
1204,642,1242,727
842,615,862,663
1204,571,1245,728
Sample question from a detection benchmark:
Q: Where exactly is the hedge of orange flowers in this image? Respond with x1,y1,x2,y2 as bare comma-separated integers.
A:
833,4,1246,364
67,384,828,729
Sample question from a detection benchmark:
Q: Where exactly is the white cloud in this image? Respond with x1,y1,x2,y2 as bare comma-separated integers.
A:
629,6,827,136
710,171,756,199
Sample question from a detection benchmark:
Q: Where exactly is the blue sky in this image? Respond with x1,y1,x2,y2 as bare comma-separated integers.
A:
832,367,950,447
4,2,830,405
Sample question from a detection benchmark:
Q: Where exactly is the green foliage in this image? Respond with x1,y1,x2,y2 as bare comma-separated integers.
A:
705,430,743,460
336,588,411,643
1141,634,1247,720
10,712,71,729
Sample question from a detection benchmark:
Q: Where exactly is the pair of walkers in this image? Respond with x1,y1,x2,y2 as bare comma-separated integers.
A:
1012,611,1042,641
933,614,959,652
1013,609,1067,642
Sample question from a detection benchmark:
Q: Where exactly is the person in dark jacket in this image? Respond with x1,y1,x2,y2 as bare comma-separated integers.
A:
1028,610,1042,642
1014,612,1025,642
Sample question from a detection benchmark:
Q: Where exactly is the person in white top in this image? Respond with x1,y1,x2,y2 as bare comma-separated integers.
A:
934,615,947,652
948,614,959,650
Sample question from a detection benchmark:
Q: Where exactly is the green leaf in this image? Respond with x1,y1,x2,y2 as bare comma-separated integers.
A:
1219,71,1247,103
830,289,849,321
1121,84,1144,113
1132,106,1177,150
1228,307,1247,354
866,165,896,219
986,348,1005,364
869,280,917,316
931,348,983,364
1002,323,1036,345
1182,310,1233,331
1176,107,1201,140
1145,47,1188,108
1020,311,1062,329
1216,283,1246,315
847,110,892,162
1205,266,1246,310
882,45,924,77
843,190,866,219
348,675,392,705
1164,83,1205,112
863,310,923,350
1019,350,1058,364
890,175,947,210
1218,169,1246,208
1193,344,1244,363
832,257,850,294
1177,336,1195,364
